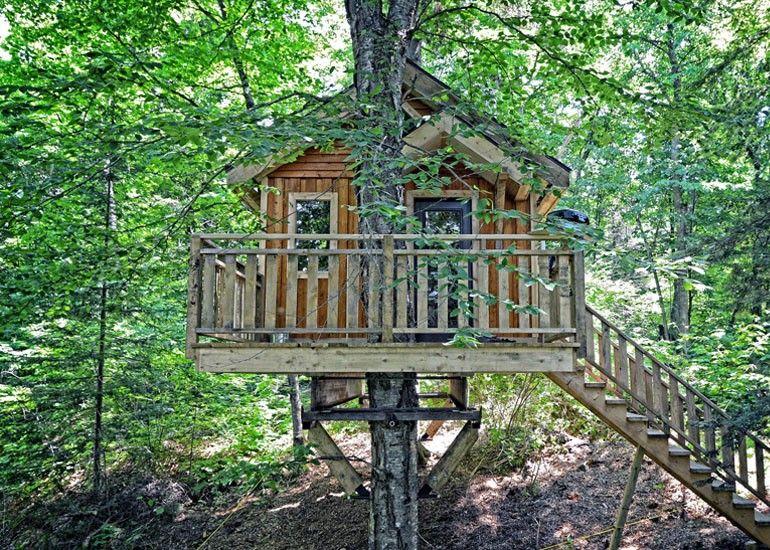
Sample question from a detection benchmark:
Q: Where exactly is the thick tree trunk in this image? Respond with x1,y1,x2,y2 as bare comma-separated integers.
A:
343,0,421,548
368,374,419,550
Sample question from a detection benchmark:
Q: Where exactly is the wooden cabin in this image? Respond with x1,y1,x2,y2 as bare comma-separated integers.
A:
186,61,586,378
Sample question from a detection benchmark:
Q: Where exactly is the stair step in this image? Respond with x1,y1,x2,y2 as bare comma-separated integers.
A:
606,398,628,406
669,445,691,457
733,495,756,510
627,413,648,422
756,511,770,527
713,479,736,492
690,461,713,475
647,429,668,439
584,382,606,389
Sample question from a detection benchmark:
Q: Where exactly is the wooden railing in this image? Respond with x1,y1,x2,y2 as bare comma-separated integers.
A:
582,305,770,507
186,233,586,354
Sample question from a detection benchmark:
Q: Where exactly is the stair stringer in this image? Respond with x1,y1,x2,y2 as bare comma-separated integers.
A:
548,371,770,546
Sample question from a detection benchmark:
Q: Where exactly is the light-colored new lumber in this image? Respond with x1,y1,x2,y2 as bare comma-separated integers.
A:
197,344,576,374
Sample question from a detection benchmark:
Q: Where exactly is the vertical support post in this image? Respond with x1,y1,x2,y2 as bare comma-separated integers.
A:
572,251,586,358
186,236,202,359
609,446,645,550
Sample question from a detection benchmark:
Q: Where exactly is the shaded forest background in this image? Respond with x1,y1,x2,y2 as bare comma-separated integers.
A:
1,0,769,546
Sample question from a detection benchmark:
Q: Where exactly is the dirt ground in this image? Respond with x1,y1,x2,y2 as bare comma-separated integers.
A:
154,429,752,550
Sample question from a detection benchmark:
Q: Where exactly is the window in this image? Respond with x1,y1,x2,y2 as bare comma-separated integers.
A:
289,193,338,272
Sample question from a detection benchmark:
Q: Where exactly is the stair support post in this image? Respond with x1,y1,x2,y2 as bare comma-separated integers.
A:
609,445,645,550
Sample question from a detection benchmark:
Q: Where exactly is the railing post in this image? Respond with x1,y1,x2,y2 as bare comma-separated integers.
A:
382,235,394,343
572,250,587,358
186,236,202,359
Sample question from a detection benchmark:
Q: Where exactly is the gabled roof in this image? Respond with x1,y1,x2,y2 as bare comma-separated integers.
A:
227,60,570,194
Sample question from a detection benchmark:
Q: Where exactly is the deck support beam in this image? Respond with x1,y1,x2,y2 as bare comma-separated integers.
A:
307,422,369,498
195,344,576,374
419,421,480,497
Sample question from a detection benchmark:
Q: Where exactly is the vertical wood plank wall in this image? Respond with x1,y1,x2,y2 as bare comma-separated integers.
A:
257,147,554,336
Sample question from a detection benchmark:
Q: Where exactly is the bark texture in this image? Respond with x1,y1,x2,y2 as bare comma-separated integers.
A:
367,374,419,550
343,0,422,548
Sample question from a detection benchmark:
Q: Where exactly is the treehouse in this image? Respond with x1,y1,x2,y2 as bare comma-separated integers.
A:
186,61,585,377
185,62,770,544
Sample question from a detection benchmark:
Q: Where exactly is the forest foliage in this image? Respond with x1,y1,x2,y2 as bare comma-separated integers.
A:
1,0,769,545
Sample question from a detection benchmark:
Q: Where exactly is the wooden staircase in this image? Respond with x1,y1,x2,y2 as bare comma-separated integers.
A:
549,305,770,545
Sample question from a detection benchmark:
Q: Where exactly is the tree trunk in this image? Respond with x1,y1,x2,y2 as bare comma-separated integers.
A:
343,0,421,547
368,374,419,550
666,26,691,341
288,374,305,451
94,156,116,496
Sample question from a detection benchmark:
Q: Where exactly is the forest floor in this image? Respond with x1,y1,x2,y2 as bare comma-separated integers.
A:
7,428,756,549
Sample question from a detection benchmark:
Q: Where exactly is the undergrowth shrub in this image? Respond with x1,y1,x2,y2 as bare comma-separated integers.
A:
471,373,612,471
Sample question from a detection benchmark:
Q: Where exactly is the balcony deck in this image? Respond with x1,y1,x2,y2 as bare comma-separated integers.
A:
186,233,586,374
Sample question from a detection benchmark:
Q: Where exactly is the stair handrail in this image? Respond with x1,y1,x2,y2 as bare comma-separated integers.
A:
583,304,769,507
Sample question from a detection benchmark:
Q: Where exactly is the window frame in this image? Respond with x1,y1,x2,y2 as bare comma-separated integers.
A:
288,192,338,277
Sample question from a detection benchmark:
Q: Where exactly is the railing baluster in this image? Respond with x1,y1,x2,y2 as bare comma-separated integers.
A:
478,255,489,330
243,255,258,332
632,346,645,410
686,389,700,451
644,353,655,422
738,435,748,485
396,255,408,330
346,254,360,330
264,254,278,330
327,256,339,329
652,361,665,426
756,443,766,497
417,258,429,329
584,309,596,365
437,266,448,330
306,256,319,330
285,255,298,329
234,260,244,330
721,425,736,478
457,265,468,328
670,377,685,445
517,253,529,332
215,258,225,328
558,254,570,331
616,336,629,393
201,254,216,330
704,405,717,464
498,259,511,330
368,256,382,330
600,322,612,375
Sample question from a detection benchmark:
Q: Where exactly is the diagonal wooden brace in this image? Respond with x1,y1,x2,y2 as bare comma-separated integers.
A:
419,420,479,497
308,422,369,498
